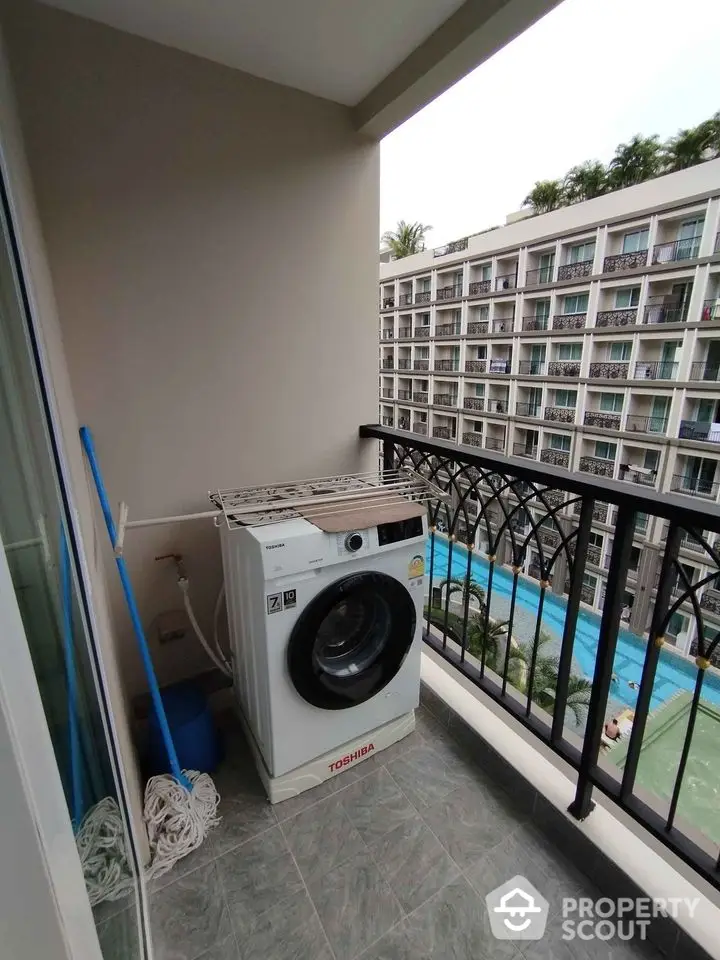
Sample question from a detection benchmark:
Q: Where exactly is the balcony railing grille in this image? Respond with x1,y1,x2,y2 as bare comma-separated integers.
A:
671,474,720,498
413,359,429,370
464,359,487,374
518,360,546,375
434,359,460,372
469,279,491,295
463,397,485,411
436,284,462,301
558,260,593,280
522,316,549,331
414,291,431,304
462,431,483,446
435,322,461,337
553,313,586,330
544,406,575,423
579,455,614,477
584,411,620,429
433,394,457,408
540,447,570,467
467,320,489,335
652,236,701,263
548,361,580,377
398,293,412,306
603,250,648,272
411,391,428,404
589,362,628,379
595,309,638,328
633,361,678,380
414,325,430,338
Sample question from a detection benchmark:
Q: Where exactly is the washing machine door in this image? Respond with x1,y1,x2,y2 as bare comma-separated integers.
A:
287,571,416,710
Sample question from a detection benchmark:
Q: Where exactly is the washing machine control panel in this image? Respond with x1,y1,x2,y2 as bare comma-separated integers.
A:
344,532,364,552
336,530,368,555
377,516,424,546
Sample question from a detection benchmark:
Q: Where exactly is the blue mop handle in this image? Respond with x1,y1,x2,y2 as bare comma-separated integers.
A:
60,522,84,828
79,426,191,791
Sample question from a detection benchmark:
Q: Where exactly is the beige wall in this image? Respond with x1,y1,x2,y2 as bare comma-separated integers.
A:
2,2,380,695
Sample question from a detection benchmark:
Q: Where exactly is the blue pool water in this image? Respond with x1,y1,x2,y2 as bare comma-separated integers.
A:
427,538,720,713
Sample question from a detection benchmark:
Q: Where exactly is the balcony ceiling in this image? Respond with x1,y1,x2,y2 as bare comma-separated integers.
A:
39,0,560,136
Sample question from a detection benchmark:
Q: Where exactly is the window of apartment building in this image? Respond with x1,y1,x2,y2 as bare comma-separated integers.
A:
535,299,551,319
472,421,483,432
554,389,577,408
599,393,624,413
549,434,571,451
557,343,582,360
476,304,490,321
417,346,429,359
629,546,641,571
418,277,431,292
480,263,492,281
473,346,487,359
588,531,604,549
609,342,631,361
666,612,687,640
416,312,430,327
595,441,617,460
538,252,555,282
615,287,640,308
568,240,595,264
451,309,461,324
643,450,660,473
583,572,598,592
621,229,649,253
563,293,589,314
473,384,485,397
679,218,704,241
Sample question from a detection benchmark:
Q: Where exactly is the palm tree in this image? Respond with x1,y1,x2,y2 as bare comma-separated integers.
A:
381,220,432,259
466,611,509,670
522,180,565,215
563,161,607,203
510,632,593,725
663,117,720,172
439,577,486,610
606,135,662,190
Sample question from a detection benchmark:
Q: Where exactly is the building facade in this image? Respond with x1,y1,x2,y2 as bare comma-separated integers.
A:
379,161,720,655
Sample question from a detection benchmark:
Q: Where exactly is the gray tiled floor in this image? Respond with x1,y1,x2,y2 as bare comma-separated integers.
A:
148,709,663,960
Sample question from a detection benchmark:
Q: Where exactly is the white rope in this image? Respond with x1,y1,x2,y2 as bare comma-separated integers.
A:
77,771,221,904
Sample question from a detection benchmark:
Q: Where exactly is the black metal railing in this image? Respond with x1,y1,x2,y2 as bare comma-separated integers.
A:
652,236,702,264
464,359,487,374
433,394,457,408
679,420,720,443
625,414,668,434
381,358,394,369
397,389,411,400
398,292,413,306
462,431,484,446
463,397,485,411
522,316,549,331
589,362,628,379
633,360,678,380
558,259,593,280
469,279,491,295
516,402,542,418
432,425,455,439
381,296,395,309
414,291,431,304
643,299,690,325
548,361,580,377
579,455,615,477
513,442,539,459
397,358,411,369
525,266,554,286
360,423,720,891
412,391,428,404
381,388,393,398
518,360,546,375
434,238,468,257
689,362,720,382
412,421,428,435
541,448,570,467
619,468,657,487
414,325,430,338
584,411,621,429
595,309,638,328
603,250,648,272
381,329,394,340
671,474,720,499
435,322,461,336
434,359,460,372
484,436,505,451
553,313,586,330
398,326,411,338
467,320,489,336
436,285,463,301
495,273,517,292
544,406,575,423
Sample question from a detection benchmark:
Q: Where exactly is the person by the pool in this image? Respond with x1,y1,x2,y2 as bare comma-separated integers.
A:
605,717,621,740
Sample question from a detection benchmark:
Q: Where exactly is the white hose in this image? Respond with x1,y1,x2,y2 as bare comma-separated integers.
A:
213,583,228,669
179,579,232,677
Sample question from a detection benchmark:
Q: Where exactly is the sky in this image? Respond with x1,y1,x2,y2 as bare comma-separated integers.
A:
380,0,720,246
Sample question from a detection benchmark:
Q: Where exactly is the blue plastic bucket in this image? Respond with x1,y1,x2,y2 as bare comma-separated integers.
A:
147,681,221,775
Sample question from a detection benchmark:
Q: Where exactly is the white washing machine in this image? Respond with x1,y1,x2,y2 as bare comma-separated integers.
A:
219,511,427,800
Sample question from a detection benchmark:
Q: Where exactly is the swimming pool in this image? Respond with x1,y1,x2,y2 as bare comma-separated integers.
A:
426,537,720,713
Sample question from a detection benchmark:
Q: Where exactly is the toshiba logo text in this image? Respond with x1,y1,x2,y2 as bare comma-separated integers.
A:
328,743,374,772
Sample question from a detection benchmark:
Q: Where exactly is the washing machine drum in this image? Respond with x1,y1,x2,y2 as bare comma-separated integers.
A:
287,571,416,710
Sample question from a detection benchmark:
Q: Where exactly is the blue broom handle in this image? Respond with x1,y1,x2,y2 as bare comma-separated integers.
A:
60,523,83,828
79,426,191,790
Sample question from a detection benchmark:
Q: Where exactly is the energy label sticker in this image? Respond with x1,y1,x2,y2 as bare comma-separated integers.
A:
408,555,425,579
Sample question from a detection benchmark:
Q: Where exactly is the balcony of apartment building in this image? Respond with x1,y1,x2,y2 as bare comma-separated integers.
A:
489,299,515,334
431,412,457,440
603,223,650,273
633,339,681,382
521,295,552,332
524,246,555,287
679,396,720,444
486,385,510,416
493,254,518,292
396,377,412,402
671,454,720,499
652,213,705,264
410,377,429,406
434,307,462,338
512,427,539,460
487,344,512,375
701,274,720,321
553,290,589,330
380,404,395,427
380,347,395,370
435,267,464,303
432,380,458,411
413,275,432,305
515,385,543,420
540,432,573,468
466,301,490,335
461,417,484,447
412,345,430,371
380,282,396,310
483,423,507,451
690,338,720,382
578,436,618,478
413,309,431,337
595,282,641,329
583,389,624,432
547,341,583,378
464,342,487,375
557,236,596,280
544,386,577,425
517,341,547,377
380,379,394,401
433,345,460,373
397,312,413,339
643,277,694,325
588,340,632,380
396,347,412,371
468,259,492,296
410,408,428,435
462,381,486,414
618,443,661,489
380,320,395,340
625,393,672,436
397,278,413,307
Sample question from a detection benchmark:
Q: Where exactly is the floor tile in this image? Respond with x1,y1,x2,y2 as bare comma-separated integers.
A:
402,874,520,960
148,836,220,893
514,824,595,913
196,934,241,960
368,813,460,913
211,790,277,858
97,909,141,960
150,861,232,960
421,782,519,871
308,851,403,960
358,924,416,960
235,888,332,960
386,744,469,809
217,826,304,933
282,793,367,884
340,768,416,843
273,777,339,821
516,913,586,960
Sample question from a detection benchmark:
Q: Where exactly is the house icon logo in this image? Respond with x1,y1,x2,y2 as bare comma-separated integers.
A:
485,875,549,940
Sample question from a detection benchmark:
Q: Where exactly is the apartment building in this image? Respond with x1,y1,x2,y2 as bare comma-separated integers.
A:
379,160,720,654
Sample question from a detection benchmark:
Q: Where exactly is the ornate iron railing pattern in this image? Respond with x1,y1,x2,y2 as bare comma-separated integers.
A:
463,397,485,411
558,260,593,280
381,296,395,309
548,361,581,377
589,362,629,379
544,406,575,423
381,358,394,369
541,448,570,467
414,325,430,338
435,322,462,337
469,279,492,295
414,291,431,304
398,292,413,306
433,394,457,408
434,238,468,257
595,309,638,328
436,285,463,301
584,411,621,430
603,250,648,272
522,316,549,331
518,360,546,375
465,360,487,373
553,313,587,330
411,391,428,403
579,455,614,477
467,320,489,336
432,425,455,439
360,423,720,891
462,431,483,446
525,266,554,286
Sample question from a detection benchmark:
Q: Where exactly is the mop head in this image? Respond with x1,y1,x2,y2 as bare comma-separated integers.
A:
77,771,221,903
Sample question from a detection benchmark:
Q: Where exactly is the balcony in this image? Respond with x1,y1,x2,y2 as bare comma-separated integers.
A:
595,309,638,328
464,359,487,374
398,326,411,338
603,250,648,272
633,360,678,381
414,325,430,338
513,442,538,459
544,405,575,423
671,473,720,498
679,421,720,443
625,414,668,434
521,316,549,331
461,431,483,446
397,389,411,400
414,291,431,304
487,359,511,374
435,322,461,337
579,455,614,477
486,399,508,415
434,359,460,372
433,237,469,257
469,279,491,295
515,402,541,418
558,259,593,280
702,299,720,321
518,360,545,375
494,273,517,292
652,235,702,263
381,329,394,340
381,357,394,369
398,416,410,429
701,589,720,614
540,447,570,467
436,284,462,301
433,393,457,408
412,420,428,435
381,388,393,399
432,425,455,439
411,391,429,404
397,358,411,369
619,468,657,487
584,411,620,430
643,298,689,325
588,362,628,379
547,361,580,377
381,296,395,309
689,361,720,381
525,265,554,285
412,359,429,371
381,415,394,426
463,397,485,411
552,312,586,330
398,292,413,306
483,436,505,451
467,320,489,335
